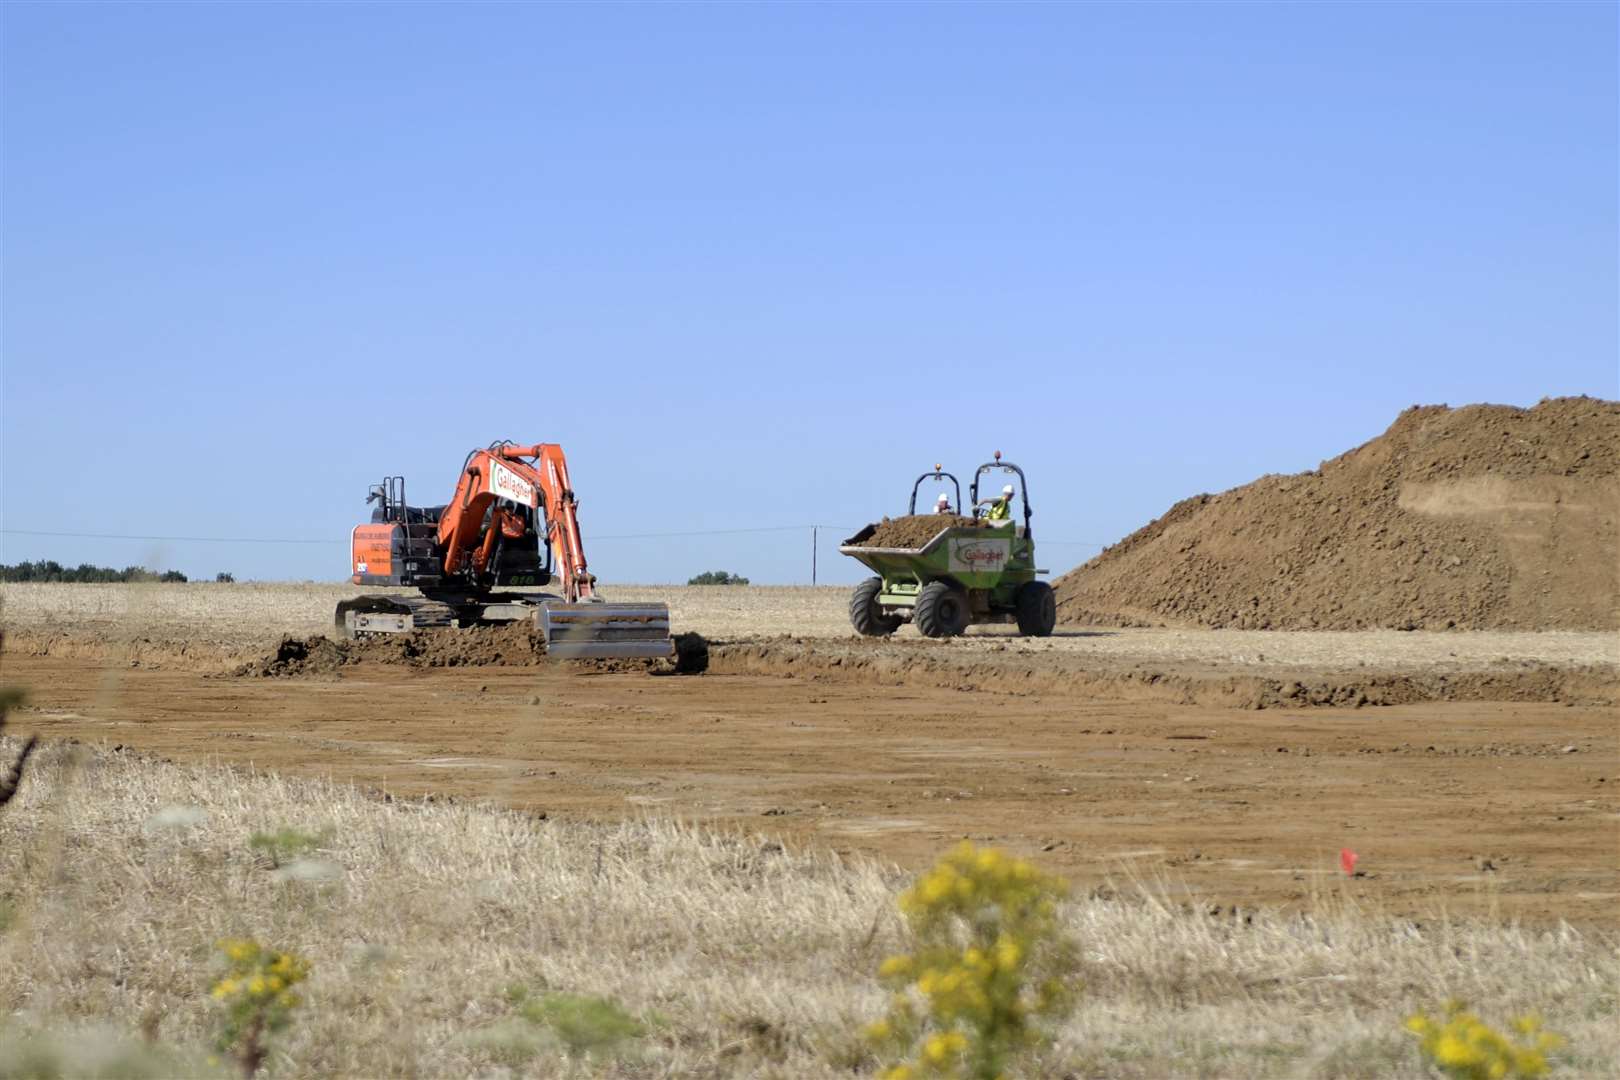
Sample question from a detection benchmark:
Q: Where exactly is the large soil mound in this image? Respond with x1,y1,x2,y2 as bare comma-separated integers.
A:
1055,397,1620,630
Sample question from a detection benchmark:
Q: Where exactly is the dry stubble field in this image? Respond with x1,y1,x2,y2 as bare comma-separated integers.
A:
1,582,1617,1077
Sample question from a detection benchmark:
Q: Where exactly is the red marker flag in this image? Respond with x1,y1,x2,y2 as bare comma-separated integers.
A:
1340,848,1359,876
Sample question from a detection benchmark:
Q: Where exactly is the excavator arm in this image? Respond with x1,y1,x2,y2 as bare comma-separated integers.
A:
437,442,598,603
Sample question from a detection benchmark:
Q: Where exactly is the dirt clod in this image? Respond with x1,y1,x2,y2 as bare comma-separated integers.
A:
241,635,351,677
1056,397,1620,630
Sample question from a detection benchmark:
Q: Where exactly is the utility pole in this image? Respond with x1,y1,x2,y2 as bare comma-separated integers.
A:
811,526,818,585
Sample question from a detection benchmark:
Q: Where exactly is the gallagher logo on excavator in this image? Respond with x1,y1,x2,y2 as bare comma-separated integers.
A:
489,460,537,506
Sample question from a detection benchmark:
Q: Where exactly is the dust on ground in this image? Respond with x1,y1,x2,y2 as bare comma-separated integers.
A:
1056,397,1620,631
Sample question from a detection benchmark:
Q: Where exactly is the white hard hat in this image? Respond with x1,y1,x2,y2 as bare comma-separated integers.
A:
936,493,950,503
1002,484,1015,496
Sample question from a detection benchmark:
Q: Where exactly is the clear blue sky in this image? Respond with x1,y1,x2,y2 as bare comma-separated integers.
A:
3,2,1615,585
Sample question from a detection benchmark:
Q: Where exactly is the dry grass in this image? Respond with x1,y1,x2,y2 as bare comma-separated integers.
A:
2,738,1615,1078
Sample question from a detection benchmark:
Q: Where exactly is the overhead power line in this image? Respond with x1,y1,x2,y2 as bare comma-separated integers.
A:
2,528,338,545
3,526,1106,547
0,524,854,545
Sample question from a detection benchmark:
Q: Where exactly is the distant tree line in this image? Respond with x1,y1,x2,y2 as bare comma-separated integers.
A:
687,570,750,586
1,560,190,583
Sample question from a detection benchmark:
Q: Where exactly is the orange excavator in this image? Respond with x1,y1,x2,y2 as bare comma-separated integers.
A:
336,441,673,659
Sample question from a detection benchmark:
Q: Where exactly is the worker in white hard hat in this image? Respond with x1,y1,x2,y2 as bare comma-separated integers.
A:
977,483,1016,523
934,492,955,514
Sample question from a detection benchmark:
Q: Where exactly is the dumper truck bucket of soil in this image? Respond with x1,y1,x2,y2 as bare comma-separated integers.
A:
536,601,676,660
840,515,991,578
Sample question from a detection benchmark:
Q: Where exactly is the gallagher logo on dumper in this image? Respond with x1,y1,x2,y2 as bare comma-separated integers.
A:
951,539,1008,570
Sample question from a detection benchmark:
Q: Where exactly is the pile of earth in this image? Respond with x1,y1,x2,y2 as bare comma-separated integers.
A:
1055,397,1620,630
854,514,985,549
232,625,711,677
235,623,548,677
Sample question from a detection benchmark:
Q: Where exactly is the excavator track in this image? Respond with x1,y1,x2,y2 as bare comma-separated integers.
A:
333,593,674,660
334,595,458,639
536,601,675,660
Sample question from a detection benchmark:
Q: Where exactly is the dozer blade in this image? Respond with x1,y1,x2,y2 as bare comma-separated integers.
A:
536,601,675,660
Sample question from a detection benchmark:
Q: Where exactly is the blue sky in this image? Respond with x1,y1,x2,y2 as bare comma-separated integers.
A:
3,2,1615,585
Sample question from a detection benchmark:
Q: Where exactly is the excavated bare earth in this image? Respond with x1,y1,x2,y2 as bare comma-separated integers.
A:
3,585,1617,927
1056,397,1620,630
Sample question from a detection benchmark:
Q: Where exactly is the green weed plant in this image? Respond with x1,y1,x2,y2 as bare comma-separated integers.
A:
866,841,1076,1080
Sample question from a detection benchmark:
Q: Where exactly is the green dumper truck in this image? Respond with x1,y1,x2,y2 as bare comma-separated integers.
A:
839,455,1056,639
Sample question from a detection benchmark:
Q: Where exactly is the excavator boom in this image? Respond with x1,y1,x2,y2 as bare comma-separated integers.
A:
338,441,673,660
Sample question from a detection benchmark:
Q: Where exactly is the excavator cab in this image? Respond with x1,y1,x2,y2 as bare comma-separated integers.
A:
354,477,549,590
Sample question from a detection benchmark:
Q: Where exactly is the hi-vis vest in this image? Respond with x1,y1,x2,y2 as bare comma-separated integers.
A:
987,498,1012,520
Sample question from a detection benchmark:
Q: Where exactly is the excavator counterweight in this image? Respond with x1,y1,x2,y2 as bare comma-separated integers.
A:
338,442,674,661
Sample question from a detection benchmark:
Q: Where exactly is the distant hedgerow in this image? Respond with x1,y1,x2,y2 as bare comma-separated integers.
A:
687,570,750,586
0,560,188,583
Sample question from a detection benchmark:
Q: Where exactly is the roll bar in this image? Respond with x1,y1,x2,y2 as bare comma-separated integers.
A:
908,464,963,515
969,451,1033,539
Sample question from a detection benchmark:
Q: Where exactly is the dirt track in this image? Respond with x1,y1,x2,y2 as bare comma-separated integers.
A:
5,649,1615,928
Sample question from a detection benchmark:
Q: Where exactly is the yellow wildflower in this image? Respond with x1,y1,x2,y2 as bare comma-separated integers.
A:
878,955,913,979
864,843,1074,1079
220,939,257,964
920,872,952,906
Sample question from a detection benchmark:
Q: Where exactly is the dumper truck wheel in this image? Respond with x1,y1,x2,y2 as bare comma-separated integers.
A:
1015,580,1056,637
914,581,969,638
850,577,902,637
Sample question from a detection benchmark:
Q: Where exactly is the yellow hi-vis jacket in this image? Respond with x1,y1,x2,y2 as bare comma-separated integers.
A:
986,497,1012,521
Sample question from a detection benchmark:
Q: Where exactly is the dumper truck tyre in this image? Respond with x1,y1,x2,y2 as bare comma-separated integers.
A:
850,577,902,636
914,581,970,638
1015,580,1056,637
